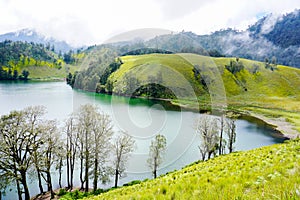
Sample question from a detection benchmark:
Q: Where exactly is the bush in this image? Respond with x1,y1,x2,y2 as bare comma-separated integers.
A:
123,180,141,186
93,188,105,195
58,188,67,196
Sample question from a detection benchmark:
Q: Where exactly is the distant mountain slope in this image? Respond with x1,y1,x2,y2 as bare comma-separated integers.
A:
249,10,300,48
0,29,74,53
0,40,74,80
136,9,300,68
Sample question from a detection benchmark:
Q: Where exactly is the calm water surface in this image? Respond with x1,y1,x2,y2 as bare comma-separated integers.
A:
0,81,284,199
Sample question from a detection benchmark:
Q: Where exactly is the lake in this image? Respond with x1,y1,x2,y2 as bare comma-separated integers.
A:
0,81,284,199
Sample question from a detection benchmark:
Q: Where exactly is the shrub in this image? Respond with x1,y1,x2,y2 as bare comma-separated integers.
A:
57,188,67,196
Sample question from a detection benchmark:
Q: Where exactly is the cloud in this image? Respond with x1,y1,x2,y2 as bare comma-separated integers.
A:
152,0,217,20
0,0,299,45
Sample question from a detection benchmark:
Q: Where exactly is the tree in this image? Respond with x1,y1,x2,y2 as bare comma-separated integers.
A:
195,115,219,161
13,69,18,80
76,104,94,192
0,106,45,200
65,116,78,190
112,133,135,188
21,70,29,80
147,134,167,178
91,109,113,192
218,115,226,155
38,120,61,199
75,104,114,192
226,115,237,153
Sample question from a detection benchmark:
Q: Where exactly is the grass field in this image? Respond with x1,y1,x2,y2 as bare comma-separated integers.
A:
83,139,300,200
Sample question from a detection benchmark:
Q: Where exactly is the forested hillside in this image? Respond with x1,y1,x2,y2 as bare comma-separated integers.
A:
0,40,77,80
116,9,300,68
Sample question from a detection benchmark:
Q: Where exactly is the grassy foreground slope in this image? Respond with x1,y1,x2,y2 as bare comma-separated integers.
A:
108,53,300,137
87,140,300,200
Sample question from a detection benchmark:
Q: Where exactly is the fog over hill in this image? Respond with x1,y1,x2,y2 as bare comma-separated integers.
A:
0,29,75,53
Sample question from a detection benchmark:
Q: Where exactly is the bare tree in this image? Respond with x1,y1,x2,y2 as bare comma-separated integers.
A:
195,115,219,161
218,114,226,155
112,133,135,188
38,120,61,199
76,104,94,192
226,114,237,153
0,106,45,200
65,116,78,190
75,104,114,192
147,134,167,178
91,110,113,192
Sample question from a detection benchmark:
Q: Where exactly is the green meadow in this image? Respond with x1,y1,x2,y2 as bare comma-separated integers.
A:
82,139,300,200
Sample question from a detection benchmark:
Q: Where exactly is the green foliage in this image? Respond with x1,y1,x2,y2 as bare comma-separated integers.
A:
123,180,141,187
58,188,67,196
121,48,173,56
225,59,245,74
147,134,167,178
0,40,73,80
86,139,300,200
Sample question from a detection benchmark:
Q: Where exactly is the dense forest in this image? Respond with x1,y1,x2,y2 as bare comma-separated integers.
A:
0,40,62,80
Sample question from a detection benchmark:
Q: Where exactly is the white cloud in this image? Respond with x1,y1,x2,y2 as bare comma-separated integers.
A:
0,0,299,46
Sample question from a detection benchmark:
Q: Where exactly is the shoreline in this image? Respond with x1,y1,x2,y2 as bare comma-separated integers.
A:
240,111,300,139
94,90,299,140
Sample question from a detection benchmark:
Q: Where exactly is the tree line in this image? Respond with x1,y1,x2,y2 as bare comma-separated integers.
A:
0,105,167,200
195,113,237,161
0,40,65,81
0,104,238,200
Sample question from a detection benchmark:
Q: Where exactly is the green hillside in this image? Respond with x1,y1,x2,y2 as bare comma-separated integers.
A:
105,53,300,137
85,139,300,200
0,40,78,80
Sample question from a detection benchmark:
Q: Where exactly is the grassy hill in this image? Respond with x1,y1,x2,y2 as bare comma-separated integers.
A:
83,139,300,200
106,53,300,137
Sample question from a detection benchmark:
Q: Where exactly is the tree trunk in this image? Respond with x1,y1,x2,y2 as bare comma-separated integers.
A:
229,141,233,153
84,131,89,193
70,151,76,190
58,158,63,188
208,151,212,160
46,167,55,199
66,147,70,189
84,151,89,192
37,169,44,194
219,116,224,155
93,158,98,192
80,155,84,190
80,142,84,190
14,165,22,200
20,171,30,200
154,157,157,178
114,169,119,188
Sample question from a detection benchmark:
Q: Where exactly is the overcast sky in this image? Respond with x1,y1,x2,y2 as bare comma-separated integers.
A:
0,0,299,46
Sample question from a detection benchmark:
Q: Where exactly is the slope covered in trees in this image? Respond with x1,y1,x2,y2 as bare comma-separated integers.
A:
0,40,78,80
249,10,300,48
